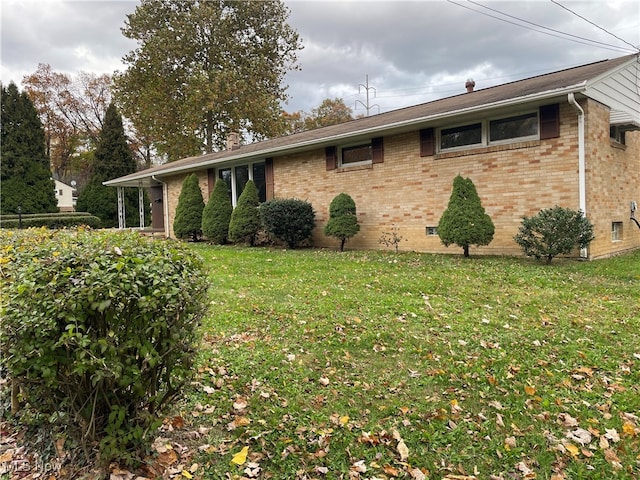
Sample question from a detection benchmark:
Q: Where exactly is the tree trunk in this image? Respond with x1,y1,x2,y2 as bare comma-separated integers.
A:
463,245,470,257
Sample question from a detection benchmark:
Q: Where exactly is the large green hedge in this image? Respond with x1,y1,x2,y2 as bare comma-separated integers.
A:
0,212,101,229
0,229,208,467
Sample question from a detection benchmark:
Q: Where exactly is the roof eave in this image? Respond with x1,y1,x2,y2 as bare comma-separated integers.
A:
104,83,587,187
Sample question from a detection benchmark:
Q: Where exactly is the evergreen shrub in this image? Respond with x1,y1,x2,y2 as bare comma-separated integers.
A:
514,206,595,263
202,179,232,244
228,180,262,246
260,198,315,249
173,173,205,241
324,192,360,251
438,175,495,257
0,230,208,466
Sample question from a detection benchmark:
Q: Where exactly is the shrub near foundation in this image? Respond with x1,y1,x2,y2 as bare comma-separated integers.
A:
0,230,208,467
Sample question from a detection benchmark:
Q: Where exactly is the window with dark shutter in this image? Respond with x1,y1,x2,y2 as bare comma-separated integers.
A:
420,128,434,156
539,104,560,139
326,146,337,170
372,137,384,164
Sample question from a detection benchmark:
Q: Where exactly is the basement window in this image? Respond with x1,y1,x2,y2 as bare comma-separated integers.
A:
612,222,623,241
426,226,438,236
610,126,626,145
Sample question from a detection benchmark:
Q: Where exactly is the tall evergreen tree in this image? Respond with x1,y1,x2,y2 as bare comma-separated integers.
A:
76,103,145,228
1,82,57,214
173,174,205,241
228,180,262,246
438,175,495,257
202,178,233,244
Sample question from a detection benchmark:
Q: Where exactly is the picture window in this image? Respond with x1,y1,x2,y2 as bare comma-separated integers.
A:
218,161,266,206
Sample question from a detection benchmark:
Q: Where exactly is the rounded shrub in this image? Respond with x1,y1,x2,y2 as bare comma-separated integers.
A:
514,206,595,263
202,179,233,244
0,230,208,467
324,192,360,251
260,198,315,249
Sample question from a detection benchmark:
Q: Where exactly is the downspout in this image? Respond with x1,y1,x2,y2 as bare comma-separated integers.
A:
567,93,588,258
152,175,170,238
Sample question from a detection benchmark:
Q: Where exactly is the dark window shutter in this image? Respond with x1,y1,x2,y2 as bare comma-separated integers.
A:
539,104,560,139
326,146,337,170
265,158,274,200
207,168,215,198
372,137,384,164
420,128,434,156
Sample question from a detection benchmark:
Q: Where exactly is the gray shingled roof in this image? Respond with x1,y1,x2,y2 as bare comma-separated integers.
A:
106,54,637,187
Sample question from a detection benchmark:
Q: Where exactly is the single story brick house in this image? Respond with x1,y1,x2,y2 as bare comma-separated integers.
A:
106,54,640,259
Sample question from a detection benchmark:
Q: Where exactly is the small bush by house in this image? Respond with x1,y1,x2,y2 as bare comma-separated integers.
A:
260,198,315,249
514,206,595,263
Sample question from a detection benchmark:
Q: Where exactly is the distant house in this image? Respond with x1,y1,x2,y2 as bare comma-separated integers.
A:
54,179,76,212
105,54,640,259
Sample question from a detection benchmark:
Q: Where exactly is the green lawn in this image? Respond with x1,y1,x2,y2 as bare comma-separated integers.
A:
174,246,639,479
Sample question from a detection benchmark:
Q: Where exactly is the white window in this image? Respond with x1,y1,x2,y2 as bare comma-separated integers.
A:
438,111,539,152
218,161,266,206
439,123,482,151
340,143,372,167
612,222,623,241
489,112,538,144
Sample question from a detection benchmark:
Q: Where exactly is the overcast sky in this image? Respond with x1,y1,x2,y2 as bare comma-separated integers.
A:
1,0,639,115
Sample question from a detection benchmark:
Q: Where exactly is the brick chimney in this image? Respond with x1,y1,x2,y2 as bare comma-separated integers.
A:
226,132,240,150
465,78,476,93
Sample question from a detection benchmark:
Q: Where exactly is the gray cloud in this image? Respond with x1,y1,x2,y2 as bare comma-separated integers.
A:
2,0,638,114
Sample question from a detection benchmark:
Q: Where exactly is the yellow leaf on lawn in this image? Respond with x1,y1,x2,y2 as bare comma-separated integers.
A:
524,385,536,396
0,450,13,463
340,415,350,426
231,446,249,465
622,422,637,437
181,471,193,479
565,443,580,457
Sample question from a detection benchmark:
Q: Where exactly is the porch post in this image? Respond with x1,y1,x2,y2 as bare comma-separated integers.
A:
138,182,145,229
117,186,125,229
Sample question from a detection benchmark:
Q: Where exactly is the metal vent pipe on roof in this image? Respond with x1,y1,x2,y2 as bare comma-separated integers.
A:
465,79,475,93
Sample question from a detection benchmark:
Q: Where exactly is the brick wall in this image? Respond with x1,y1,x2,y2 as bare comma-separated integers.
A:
272,102,591,256
160,99,639,258
585,100,640,258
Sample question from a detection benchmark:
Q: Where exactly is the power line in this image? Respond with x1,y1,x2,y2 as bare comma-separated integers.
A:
469,0,637,52
446,0,636,54
550,0,639,52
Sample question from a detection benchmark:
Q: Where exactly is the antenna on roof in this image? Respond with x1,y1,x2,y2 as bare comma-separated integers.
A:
355,74,380,116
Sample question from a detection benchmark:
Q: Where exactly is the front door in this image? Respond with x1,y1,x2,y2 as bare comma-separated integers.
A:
150,186,164,230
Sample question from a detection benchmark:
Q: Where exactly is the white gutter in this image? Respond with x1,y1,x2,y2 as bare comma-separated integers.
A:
152,175,171,238
567,93,588,258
